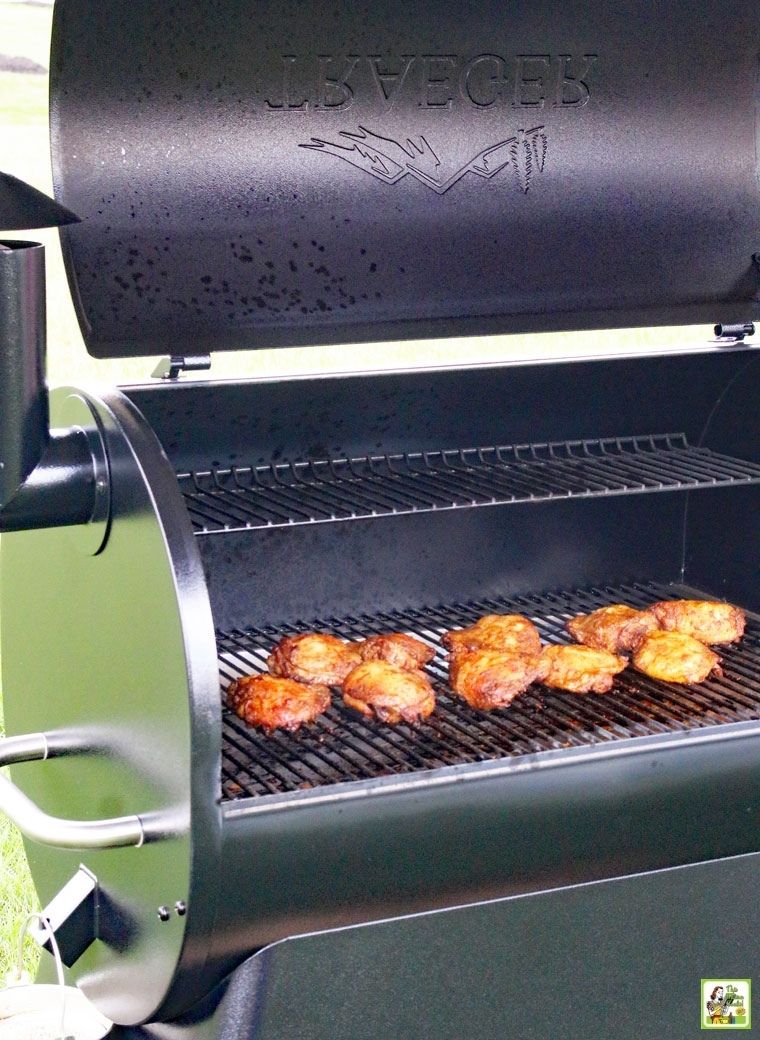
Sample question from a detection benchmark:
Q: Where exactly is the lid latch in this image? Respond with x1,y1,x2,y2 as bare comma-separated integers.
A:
152,355,211,380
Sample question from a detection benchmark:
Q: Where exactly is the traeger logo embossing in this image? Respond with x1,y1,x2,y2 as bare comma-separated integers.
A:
265,53,597,112
300,125,548,194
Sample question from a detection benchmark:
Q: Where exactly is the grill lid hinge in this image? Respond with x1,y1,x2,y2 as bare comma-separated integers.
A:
713,322,755,344
152,354,211,380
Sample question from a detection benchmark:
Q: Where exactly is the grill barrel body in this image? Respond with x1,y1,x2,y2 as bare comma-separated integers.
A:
130,352,760,1011
7,351,760,1026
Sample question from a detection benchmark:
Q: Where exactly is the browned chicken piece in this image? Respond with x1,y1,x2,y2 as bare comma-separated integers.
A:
268,633,361,686
342,661,435,724
359,633,435,671
632,630,722,684
567,604,660,654
449,649,548,710
442,614,542,657
540,644,626,694
647,599,745,645
227,674,331,732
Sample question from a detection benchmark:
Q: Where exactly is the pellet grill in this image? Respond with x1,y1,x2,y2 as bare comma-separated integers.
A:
1,0,760,1035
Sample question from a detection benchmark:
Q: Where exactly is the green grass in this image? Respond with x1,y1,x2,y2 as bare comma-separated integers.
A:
0,698,40,982
0,70,46,124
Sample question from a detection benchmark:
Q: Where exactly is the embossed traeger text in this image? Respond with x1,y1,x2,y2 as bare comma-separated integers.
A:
264,53,598,112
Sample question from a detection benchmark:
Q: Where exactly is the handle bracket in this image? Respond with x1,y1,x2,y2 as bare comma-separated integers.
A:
32,865,99,967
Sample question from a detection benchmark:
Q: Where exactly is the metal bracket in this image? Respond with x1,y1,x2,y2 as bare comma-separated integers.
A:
33,865,98,967
713,322,755,343
151,354,211,380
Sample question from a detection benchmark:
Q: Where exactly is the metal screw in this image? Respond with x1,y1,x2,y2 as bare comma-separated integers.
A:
157,906,170,922
174,901,187,917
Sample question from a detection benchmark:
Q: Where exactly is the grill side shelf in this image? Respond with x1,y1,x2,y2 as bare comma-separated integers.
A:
178,433,760,534
218,580,760,801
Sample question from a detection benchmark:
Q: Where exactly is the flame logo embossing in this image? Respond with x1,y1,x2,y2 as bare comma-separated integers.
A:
300,125,548,194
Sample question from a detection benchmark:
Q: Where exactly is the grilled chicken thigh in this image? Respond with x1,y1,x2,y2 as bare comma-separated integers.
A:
268,633,361,686
227,674,331,731
567,604,659,654
632,630,721,684
342,661,435,724
449,649,548,710
442,614,542,657
540,644,626,694
359,632,435,671
647,600,745,645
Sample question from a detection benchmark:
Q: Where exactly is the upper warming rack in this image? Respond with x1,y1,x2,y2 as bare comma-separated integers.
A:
179,433,760,534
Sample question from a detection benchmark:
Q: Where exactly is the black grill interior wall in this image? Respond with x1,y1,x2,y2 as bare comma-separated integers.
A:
683,353,760,612
199,495,686,631
127,352,755,474
126,348,760,625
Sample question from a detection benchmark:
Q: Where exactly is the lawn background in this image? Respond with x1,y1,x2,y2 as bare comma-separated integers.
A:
0,0,714,985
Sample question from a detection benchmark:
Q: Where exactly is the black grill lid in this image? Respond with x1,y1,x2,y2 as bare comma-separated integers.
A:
51,0,760,359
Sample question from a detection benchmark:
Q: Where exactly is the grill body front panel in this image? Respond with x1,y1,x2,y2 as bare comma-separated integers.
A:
111,851,760,1040
210,718,760,986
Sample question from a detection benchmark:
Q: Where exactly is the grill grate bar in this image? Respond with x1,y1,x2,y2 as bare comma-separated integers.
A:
220,580,760,800
183,434,760,534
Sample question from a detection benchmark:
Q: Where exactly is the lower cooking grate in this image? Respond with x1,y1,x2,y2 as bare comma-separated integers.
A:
219,581,760,800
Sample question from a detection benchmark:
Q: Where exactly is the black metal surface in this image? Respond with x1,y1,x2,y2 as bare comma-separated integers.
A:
202,492,689,634
0,173,78,231
0,428,101,532
112,852,760,1040
52,0,760,358
125,353,759,478
686,350,760,611
181,433,760,534
715,321,756,341
0,241,48,504
0,242,104,532
219,580,760,800
1,387,221,1027
35,866,98,968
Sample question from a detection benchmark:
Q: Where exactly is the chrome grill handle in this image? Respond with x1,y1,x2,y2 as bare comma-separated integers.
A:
0,733,145,849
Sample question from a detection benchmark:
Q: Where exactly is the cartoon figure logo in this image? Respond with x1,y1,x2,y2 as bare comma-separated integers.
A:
702,980,751,1030
300,125,548,195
